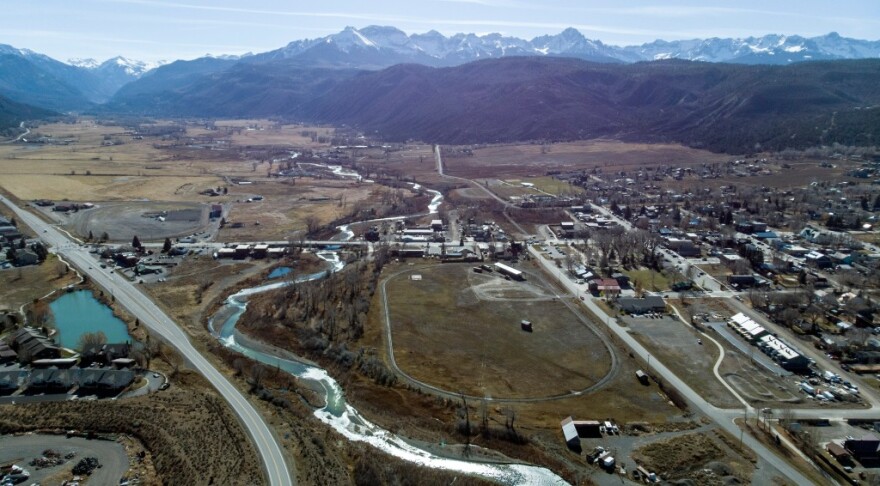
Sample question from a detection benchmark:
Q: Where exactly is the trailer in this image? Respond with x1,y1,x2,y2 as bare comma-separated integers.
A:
601,456,615,469
494,262,523,280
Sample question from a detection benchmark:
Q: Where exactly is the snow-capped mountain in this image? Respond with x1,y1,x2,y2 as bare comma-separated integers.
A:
624,33,880,64
68,58,101,69
251,26,880,68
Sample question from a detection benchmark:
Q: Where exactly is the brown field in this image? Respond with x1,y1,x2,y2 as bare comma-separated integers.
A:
444,140,732,179
0,370,263,485
0,119,398,240
385,263,611,398
655,159,852,194
219,178,374,241
0,255,79,312
632,431,753,483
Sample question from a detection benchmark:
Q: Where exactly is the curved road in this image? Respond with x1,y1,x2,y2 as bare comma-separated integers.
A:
0,196,293,486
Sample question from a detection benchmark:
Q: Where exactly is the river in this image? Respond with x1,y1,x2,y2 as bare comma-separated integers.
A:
208,180,568,484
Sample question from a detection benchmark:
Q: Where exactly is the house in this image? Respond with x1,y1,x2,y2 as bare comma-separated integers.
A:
78,369,135,391
665,238,700,257
805,251,833,269
611,272,630,287
215,248,235,259
0,342,17,364
617,296,666,315
209,204,223,219
27,368,73,391
0,370,21,391
728,275,757,288
14,249,39,266
431,219,443,231
845,433,880,464
11,327,60,362
80,343,131,367
234,244,251,259
252,244,269,259
591,278,621,296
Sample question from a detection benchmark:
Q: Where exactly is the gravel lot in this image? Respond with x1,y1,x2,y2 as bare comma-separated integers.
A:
0,433,129,484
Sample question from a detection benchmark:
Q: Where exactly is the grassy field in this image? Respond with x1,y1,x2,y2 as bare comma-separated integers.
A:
624,268,672,292
632,431,753,483
444,140,732,179
0,255,79,312
385,263,611,398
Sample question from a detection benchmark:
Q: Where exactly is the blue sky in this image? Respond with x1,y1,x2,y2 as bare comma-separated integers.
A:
3,0,879,63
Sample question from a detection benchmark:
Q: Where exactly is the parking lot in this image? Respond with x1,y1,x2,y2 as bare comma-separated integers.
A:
0,434,129,485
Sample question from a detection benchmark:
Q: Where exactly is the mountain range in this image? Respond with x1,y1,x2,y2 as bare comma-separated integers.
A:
1,27,880,153
254,27,880,67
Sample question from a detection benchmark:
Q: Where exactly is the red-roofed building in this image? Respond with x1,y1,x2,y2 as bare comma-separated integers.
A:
590,278,621,296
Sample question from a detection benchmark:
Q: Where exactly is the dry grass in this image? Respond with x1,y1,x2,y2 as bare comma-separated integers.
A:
631,431,754,484
0,370,263,485
0,255,79,312
445,140,731,179
218,179,374,241
385,263,611,398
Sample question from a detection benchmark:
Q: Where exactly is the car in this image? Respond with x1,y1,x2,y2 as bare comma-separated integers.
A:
153,372,160,378
697,339,703,345
159,383,170,390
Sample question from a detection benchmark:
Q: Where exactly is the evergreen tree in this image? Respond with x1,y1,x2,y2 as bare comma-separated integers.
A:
132,235,142,249
163,238,172,253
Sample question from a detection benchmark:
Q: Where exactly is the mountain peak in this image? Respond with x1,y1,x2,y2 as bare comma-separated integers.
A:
68,57,100,69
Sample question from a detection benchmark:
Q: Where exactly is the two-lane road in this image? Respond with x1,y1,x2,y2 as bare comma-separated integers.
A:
1,197,293,486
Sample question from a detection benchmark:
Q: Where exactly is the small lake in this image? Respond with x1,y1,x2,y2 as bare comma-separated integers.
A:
49,290,132,349
267,267,292,279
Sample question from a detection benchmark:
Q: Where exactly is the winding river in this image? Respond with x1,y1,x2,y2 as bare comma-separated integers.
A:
208,176,568,484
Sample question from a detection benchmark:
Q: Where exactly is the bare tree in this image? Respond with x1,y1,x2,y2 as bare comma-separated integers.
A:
78,331,107,351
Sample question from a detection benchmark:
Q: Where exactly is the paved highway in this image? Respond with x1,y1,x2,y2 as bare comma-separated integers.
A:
527,244,815,484
0,197,294,486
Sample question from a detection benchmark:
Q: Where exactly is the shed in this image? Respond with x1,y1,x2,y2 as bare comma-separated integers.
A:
827,442,850,462
560,416,580,450
520,320,533,332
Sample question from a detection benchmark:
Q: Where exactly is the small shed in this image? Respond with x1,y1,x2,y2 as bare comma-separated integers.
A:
560,416,580,450
520,320,533,332
827,442,850,463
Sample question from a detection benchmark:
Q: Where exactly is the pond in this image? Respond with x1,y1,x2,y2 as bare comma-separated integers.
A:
49,290,132,349
267,267,292,279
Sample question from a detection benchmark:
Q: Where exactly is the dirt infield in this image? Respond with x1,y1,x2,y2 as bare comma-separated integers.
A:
385,264,612,399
